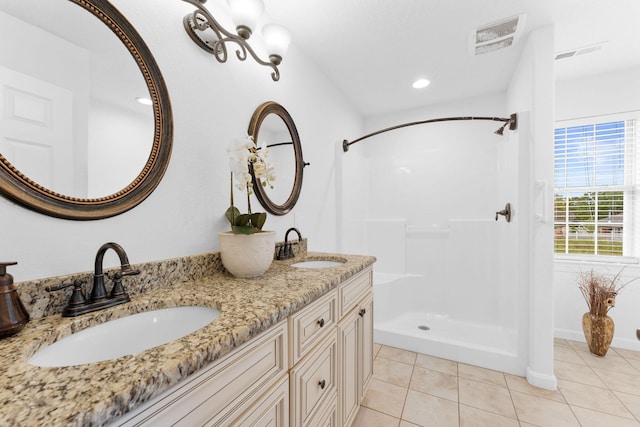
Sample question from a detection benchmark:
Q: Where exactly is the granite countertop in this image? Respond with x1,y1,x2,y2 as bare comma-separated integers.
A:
0,252,375,426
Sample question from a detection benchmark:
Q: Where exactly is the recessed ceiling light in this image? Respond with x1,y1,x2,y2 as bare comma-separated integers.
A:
135,97,153,105
412,79,430,89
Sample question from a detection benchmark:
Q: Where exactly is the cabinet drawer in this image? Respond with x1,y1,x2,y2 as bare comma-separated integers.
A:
115,321,287,426
310,395,337,427
338,268,372,317
290,333,337,427
289,290,337,366
225,375,289,427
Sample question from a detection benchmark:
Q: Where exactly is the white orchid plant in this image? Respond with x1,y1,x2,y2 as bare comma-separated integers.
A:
225,135,276,234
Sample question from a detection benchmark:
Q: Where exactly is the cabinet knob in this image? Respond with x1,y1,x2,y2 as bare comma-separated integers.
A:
318,379,326,389
317,318,325,328
358,308,366,317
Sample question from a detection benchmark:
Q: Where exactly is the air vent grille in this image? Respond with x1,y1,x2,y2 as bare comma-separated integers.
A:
555,42,606,60
471,14,526,56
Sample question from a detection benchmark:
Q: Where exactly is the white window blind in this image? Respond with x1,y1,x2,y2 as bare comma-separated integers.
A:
554,117,638,258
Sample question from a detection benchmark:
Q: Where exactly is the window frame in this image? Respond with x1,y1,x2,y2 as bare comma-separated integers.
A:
553,112,639,263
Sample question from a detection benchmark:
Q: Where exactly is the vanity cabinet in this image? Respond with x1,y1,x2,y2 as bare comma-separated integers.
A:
110,266,372,427
112,321,289,426
337,275,373,427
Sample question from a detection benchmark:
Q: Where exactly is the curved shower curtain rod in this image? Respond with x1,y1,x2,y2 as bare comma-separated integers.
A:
342,113,518,152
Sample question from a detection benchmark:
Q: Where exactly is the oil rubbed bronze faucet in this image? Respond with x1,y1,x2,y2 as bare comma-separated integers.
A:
277,228,302,260
47,242,140,317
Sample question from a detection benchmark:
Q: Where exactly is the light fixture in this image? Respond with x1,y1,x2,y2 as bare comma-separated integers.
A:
135,97,153,106
412,78,430,89
182,0,292,81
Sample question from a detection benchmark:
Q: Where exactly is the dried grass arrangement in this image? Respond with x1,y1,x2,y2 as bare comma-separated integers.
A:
577,270,626,317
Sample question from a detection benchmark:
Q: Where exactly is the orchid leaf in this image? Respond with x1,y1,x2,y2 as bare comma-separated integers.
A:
224,206,242,225
251,212,267,230
232,225,255,234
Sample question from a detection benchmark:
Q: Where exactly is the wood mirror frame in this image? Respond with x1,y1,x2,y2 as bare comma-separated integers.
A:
248,101,305,216
0,0,173,220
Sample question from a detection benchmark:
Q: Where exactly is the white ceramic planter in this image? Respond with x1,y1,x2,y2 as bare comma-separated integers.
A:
218,230,276,278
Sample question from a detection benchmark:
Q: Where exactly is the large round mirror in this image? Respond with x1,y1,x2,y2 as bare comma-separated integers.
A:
0,0,172,220
248,102,305,216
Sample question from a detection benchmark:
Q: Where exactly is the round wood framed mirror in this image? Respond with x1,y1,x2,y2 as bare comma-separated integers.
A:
248,101,305,216
0,0,172,220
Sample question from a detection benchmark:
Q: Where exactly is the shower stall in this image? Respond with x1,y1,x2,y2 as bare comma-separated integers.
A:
352,110,526,374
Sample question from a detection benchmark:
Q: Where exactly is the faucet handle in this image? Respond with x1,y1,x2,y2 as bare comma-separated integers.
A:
119,268,141,277
46,280,86,307
109,268,139,298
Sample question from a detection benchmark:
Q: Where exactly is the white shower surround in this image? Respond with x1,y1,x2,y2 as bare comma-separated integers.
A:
369,218,523,375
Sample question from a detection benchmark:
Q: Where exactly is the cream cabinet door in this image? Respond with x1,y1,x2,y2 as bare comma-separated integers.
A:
337,308,359,427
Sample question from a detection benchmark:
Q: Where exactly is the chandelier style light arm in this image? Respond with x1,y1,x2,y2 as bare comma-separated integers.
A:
342,114,518,152
182,0,291,82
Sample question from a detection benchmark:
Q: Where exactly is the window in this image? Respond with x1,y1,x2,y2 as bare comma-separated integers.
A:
554,116,638,259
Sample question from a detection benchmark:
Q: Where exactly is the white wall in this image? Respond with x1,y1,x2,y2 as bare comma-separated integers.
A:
507,26,556,390
554,67,640,351
88,98,153,197
0,0,363,281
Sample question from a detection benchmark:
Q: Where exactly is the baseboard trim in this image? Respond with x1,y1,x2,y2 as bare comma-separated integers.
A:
526,367,557,390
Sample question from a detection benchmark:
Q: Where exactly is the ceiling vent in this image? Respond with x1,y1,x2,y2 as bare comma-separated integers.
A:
555,42,607,60
470,14,526,56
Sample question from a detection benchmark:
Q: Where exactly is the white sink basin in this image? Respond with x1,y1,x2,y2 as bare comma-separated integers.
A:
28,306,219,367
291,260,345,269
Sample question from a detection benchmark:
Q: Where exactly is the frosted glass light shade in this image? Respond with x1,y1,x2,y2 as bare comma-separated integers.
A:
262,24,292,63
227,0,265,35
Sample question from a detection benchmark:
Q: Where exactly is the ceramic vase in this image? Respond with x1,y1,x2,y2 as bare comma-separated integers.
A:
582,312,614,357
218,230,276,278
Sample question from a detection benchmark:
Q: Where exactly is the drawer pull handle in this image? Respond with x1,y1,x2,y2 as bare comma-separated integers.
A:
318,379,326,389
358,308,366,317
317,318,325,328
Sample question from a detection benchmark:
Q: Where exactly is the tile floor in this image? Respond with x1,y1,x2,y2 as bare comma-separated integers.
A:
352,339,640,426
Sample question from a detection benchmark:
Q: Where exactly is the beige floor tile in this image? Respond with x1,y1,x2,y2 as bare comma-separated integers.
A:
362,378,408,418
557,379,634,418
594,368,640,395
373,343,382,357
378,345,417,365
627,357,640,374
567,340,590,352
373,356,414,387
554,359,607,387
458,377,516,418
571,406,640,427
459,404,519,427
415,353,457,376
554,344,587,365
511,390,580,427
458,363,507,388
518,424,538,427
352,407,400,427
504,374,565,403
614,391,640,421
554,338,570,347
577,348,636,373
410,366,458,402
398,422,420,427
402,389,458,427
612,347,640,361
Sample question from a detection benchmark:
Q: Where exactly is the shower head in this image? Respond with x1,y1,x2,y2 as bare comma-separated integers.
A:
495,114,518,135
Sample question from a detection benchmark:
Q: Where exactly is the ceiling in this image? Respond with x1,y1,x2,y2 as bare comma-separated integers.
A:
264,0,640,117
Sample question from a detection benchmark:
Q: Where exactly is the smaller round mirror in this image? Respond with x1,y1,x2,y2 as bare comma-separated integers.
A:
248,102,305,215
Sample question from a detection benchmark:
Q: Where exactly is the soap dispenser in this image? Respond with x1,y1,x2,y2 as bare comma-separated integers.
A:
0,262,30,338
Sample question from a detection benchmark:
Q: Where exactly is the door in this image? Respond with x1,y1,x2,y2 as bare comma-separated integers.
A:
0,65,74,194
